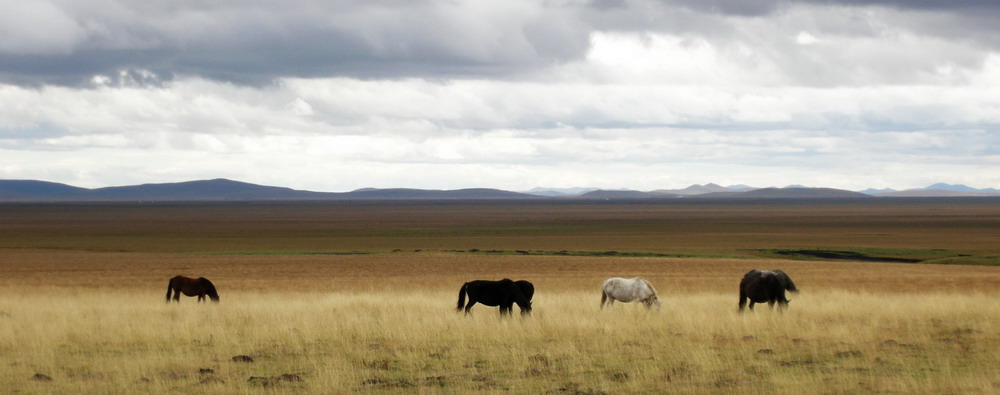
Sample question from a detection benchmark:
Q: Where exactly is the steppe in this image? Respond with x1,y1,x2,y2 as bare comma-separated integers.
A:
1,199,999,393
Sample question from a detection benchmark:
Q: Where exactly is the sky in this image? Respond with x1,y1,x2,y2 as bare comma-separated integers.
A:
1,0,999,192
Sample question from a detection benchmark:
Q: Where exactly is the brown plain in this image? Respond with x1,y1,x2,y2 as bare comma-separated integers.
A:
2,199,999,292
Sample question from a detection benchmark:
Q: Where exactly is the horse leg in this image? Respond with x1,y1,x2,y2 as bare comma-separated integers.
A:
768,300,775,310
500,304,511,317
464,300,477,316
198,293,205,303
778,297,789,312
748,301,755,311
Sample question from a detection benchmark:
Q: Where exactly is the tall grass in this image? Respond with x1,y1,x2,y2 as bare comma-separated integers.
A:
2,287,998,393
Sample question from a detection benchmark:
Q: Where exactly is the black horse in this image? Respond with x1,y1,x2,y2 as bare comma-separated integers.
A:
456,279,533,316
166,276,220,303
738,269,797,312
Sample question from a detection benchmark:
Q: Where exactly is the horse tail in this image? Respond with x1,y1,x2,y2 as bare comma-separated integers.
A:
456,282,469,312
600,288,607,307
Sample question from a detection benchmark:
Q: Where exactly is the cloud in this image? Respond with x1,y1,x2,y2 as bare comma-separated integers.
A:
2,1,1000,86
3,59,999,191
0,2,86,55
0,1,592,86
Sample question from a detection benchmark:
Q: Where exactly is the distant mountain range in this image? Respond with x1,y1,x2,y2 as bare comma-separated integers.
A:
0,179,998,202
861,183,1000,197
0,179,533,201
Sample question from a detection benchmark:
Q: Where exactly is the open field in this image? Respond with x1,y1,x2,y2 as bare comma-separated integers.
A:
2,200,1000,393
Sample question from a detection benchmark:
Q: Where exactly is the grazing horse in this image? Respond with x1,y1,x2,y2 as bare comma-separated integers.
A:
456,279,533,316
166,276,219,303
601,277,661,310
739,269,797,312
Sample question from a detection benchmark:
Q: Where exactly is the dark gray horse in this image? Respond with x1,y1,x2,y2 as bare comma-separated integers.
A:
456,279,533,316
739,269,797,312
166,276,219,303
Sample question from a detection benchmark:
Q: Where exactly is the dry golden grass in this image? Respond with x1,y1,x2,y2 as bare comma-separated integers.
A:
2,286,999,394
2,251,1000,393
2,201,1000,393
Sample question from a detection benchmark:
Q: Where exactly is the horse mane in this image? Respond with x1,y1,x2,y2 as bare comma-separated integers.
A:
508,281,530,305
637,277,658,295
771,270,798,293
496,279,531,312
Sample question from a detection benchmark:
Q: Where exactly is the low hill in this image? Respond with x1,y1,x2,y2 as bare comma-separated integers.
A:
577,190,677,199
696,187,871,199
523,187,598,197
0,180,91,200
88,179,338,200
0,179,339,201
652,183,735,195
862,183,1000,197
880,189,1000,197
340,188,536,199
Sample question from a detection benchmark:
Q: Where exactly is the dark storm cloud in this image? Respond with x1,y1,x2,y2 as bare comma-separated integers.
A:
0,1,592,86
1,0,998,86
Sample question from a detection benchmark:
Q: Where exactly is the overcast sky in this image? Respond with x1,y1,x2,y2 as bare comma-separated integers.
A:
2,0,999,191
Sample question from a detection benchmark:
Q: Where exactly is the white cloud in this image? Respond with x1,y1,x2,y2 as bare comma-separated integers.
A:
795,31,820,45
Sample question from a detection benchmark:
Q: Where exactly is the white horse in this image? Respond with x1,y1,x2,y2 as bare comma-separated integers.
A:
601,277,661,310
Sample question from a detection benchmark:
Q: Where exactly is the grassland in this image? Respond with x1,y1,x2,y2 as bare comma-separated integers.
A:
1,199,1000,393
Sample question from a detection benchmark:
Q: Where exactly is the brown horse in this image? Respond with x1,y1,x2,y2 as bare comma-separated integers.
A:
166,276,219,303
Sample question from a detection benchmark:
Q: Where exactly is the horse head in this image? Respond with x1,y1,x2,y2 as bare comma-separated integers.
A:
202,279,220,303
518,300,532,316
644,295,662,310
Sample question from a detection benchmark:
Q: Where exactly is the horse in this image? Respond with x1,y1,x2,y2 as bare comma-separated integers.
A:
738,269,797,312
166,276,219,303
456,279,533,316
600,277,661,310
